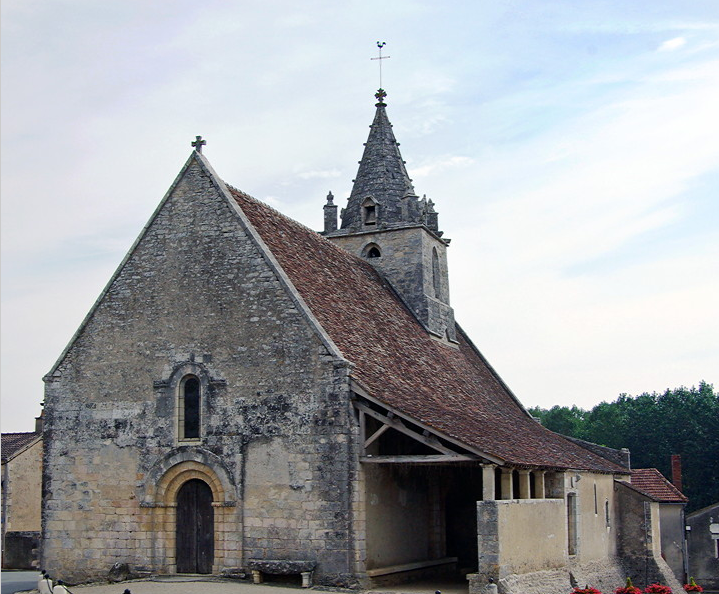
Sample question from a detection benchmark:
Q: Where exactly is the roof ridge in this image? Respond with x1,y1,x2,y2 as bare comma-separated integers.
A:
225,184,387,277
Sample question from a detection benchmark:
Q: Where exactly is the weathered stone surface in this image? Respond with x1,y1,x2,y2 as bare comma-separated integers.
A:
41,155,359,586
108,562,133,582
247,559,316,574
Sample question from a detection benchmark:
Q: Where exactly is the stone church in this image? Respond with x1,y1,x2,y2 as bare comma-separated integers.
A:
41,90,680,593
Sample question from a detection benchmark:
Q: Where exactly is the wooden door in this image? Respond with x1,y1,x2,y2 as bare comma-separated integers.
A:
176,479,214,574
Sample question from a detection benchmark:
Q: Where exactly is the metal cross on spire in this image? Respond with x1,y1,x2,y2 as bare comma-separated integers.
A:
371,41,390,89
191,135,206,153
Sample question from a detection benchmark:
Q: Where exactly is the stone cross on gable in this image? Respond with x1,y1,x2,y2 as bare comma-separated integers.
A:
191,135,206,153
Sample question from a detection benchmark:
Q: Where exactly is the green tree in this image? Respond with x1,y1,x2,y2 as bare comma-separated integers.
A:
530,382,718,512
528,404,585,438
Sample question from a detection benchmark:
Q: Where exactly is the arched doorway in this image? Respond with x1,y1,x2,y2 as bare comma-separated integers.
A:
176,479,214,573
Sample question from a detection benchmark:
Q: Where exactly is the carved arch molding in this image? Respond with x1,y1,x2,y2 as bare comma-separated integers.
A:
141,447,238,507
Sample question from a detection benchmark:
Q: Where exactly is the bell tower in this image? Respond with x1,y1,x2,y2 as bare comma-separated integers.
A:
322,89,456,343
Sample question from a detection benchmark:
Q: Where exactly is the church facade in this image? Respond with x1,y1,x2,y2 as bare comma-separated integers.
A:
41,90,679,593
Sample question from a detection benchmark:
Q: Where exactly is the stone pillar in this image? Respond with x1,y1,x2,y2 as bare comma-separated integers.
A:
500,467,514,500
481,464,496,501
518,469,531,499
323,191,338,233
534,471,546,499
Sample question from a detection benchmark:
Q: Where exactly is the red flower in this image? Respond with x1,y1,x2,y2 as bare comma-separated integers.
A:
644,584,672,594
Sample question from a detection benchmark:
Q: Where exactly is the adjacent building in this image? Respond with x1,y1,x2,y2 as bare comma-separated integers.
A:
2,428,42,569
628,467,688,583
686,502,719,591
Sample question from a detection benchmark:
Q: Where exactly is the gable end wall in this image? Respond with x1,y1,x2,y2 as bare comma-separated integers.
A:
41,160,361,585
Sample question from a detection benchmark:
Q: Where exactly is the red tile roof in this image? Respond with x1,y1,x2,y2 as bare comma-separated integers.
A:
1,432,40,462
229,187,627,473
630,468,687,503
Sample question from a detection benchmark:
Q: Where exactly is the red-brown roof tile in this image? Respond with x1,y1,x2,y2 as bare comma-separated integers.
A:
229,186,626,473
1,432,40,462
631,468,688,503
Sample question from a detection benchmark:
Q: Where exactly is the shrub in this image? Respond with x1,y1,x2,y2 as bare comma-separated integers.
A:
616,578,642,594
683,577,703,592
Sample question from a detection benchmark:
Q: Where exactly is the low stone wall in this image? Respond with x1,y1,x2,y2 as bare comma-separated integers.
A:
2,531,40,569
476,498,566,583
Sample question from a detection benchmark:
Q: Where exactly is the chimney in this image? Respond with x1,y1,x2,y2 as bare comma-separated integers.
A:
620,448,631,469
671,454,682,492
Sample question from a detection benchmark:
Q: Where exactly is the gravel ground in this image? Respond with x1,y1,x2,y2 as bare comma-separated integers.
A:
18,577,466,594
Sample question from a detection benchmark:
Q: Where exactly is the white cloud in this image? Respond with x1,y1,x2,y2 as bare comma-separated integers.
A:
411,155,474,178
658,36,687,51
297,169,342,180
2,1,718,431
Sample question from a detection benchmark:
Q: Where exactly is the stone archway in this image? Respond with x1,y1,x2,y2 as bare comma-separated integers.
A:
141,451,240,575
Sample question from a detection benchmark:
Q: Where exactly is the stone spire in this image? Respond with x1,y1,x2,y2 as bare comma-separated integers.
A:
324,89,456,344
340,89,437,233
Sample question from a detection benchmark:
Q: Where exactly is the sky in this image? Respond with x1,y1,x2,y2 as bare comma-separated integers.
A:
2,0,718,432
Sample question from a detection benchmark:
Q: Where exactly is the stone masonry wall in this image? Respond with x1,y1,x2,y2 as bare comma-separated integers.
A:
614,483,682,590
328,226,456,341
42,158,360,585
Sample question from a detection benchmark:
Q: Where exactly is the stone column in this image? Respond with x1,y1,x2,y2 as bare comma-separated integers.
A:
500,467,514,500
323,192,338,233
518,469,531,499
481,464,496,501
534,471,546,499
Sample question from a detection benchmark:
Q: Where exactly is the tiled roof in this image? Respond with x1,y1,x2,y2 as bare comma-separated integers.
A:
228,186,627,473
630,468,688,503
1,432,40,462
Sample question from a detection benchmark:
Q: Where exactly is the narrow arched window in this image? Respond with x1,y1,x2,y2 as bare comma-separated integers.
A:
567,493,578,555
594,483,598,514
432,248,441,298
362,243,382,259
180,376,201,440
